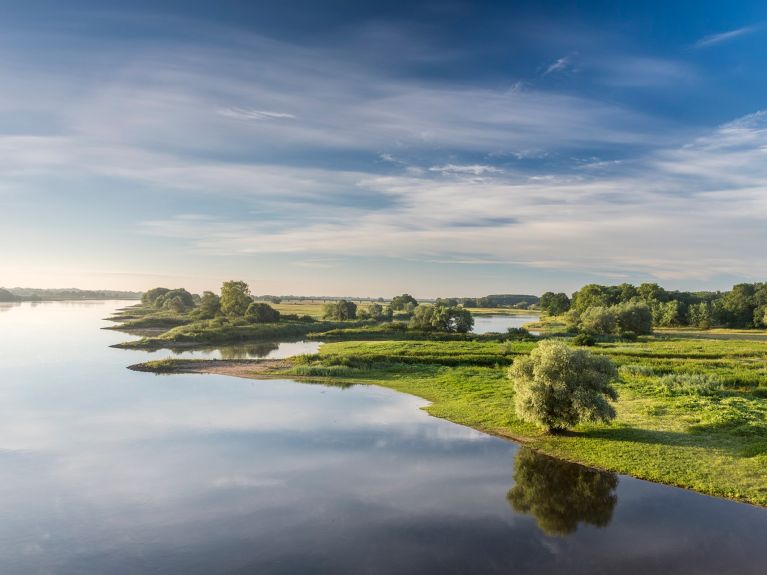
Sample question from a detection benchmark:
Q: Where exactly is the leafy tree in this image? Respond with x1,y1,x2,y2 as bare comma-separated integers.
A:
358,303,391,321
571,284,615,312
617,283,638,302
509,340,618,432
390,293,418,311
507,448,618,536
578,306,617,335
244,302,280,323
198,291,221,319
142,287,170,306
150,288,195,311
220,281,252,317
435,297,459,307
652,300,684,327
612,301,652,335
322,300,357,320
638,282,669,303
409,304,474,333
687,302,712,329
540,292,570,315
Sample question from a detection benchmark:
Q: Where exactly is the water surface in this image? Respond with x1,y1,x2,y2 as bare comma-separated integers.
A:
0,301,765,574
472,313,539,334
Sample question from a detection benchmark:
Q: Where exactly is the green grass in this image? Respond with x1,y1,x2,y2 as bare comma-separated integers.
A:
114,318,364,349
278,335,767,506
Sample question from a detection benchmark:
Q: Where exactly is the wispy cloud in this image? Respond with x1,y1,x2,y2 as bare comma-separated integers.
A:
217,107,296,120
694,25,757,48
429,164,503,175
543,54,575,76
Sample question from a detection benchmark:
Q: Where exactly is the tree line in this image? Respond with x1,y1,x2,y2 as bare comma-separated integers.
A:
539,282,767,332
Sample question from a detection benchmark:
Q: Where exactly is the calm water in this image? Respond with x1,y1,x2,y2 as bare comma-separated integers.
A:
472,314,540,334
1,301,766,574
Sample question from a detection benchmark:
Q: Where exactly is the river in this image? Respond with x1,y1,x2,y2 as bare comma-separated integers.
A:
0,301,765,574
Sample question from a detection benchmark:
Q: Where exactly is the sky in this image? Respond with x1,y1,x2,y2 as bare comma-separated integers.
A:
1,0,766,297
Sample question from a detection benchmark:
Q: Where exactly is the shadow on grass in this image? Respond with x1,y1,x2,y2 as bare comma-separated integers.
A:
580,425,767,457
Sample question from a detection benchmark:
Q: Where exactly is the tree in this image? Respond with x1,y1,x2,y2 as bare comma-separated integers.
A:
638,282,668,303
198,291,221,319
142,287,170,306
390,293,418,311
687,302,712,329
509,341,618,432
245,302,280,323
578,306,617,335
322,299,357,320
540,292,571,315
409,304,474,333
220,281,252,317
358,303,391,321
612,301,652,335
156,288,195,311
652,300,684,327
507,448,618,536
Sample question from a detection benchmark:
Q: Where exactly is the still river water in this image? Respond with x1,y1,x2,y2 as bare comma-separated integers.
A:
1,301,766,574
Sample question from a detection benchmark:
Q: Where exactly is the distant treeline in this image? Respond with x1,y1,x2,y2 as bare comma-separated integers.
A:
0,287,142,302
540,282,767,330
257,293,540,309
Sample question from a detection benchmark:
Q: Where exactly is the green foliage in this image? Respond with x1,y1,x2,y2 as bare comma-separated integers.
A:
509,341,618,432
539,292,570,315
390,293,418,311
357,302,392,321
507,448,617,536
578,306,617,335
142,287,170,306
409,304,474,333
197,291,221,319
244,302,281,323
656,373,723,397
220,280,252,317
572,333,596,346
322,299,358,320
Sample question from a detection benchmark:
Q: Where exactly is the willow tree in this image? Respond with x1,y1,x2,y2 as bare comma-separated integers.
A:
509,341,617,433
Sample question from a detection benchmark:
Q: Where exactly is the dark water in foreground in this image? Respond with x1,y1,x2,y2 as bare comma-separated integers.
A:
1,301,766,574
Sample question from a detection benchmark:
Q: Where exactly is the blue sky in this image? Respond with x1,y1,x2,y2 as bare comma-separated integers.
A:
2,0,766,297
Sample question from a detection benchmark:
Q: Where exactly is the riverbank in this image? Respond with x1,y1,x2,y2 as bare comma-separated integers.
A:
130,335,767,507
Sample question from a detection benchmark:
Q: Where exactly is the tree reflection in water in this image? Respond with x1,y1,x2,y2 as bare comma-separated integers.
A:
217,342,280,360
507,448,618,536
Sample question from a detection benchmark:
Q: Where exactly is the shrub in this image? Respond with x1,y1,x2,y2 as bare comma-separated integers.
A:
572,333,596,346
322,300,357,320
409,304,474,333
619,364,655,377
619,331,638,341
244,302,281,323
509,341,618,432
656,373,722,396
579,306,617,335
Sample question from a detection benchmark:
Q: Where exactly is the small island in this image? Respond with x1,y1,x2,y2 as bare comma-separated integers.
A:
120,280,767,506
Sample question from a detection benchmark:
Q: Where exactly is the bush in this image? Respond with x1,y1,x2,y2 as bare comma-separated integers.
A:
657,373,722,396
509,341,618,432
619,364,655,377
409,304,474,333
244,302,280,323
323,300,357,320
572,333,596,346
619,331,638,341
579,306,617,335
